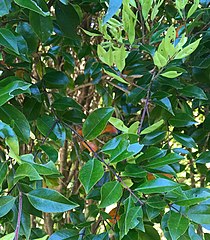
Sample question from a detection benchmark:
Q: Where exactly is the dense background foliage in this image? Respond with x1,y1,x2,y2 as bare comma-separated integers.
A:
0,0,210,239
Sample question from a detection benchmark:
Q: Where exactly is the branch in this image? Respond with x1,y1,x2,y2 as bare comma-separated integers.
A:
14,191,23,240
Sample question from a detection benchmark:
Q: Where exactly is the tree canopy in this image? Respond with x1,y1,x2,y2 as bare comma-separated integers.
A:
0,0,210,239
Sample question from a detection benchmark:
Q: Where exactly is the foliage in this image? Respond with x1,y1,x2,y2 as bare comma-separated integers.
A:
0,0,210,239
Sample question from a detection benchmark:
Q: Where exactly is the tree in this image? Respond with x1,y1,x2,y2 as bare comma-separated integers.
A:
0,0,210,239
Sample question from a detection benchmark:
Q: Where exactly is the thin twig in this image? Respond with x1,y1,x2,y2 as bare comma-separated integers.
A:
62,123,144,206
14,191,23,240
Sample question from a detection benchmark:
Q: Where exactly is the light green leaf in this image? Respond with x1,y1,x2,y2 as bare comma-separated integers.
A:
81,28,102,37
14,0,50,16
153,51,167,68
114,45,128,72
161,71,182,78
109,117,129,132
104,69,128,84
14,163,43,183
146,153,184,168
141,120,164,135
0,196,16,217
1,232,15,240
175,38,201,59
187,204,210,224
0,0,11,17
99,181,123,208
140,0,153,20
135,178,180,194
187,0,199,18
79,159,104,194
83,107,114,140
168,211,189,240
27,188,79,213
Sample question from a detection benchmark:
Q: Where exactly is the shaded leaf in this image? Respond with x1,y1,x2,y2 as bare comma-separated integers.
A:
172,132,197,148
0,196,16,217
169,113,197,127
0,0,11,17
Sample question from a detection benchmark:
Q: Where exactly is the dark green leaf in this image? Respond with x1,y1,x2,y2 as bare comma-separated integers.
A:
168,211,189,240
197,151,210,164
43,70,70,89
79,159,104,194
0,104,30,143
172,133,197,148
122,164,147,178
49,229,79,240
99,181,123,208
135,178,180,194
27,188,79,213
153,97,174,115
83,107,114,140
103,0,122,24
93,232,109,240
55,2,80,39
52,97,82,111
180,85,207,100
0,196,16,217
0,28,19,55
169,113,197,127
138,225,160,240
14,0,50,16
146,153,184,168
141,131,166,145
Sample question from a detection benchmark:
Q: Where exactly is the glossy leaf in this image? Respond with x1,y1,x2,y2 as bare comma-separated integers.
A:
172,133,197,148
160,71,182,78
135,178,180,194
180,85,208,100
109,117,129,132
49,229,79,240
141,120,164,135
0,28,19,54
43,70,69,89
103,0,122,24
142,131,166,145
99,181,123,208
0,104,30,143
0,0,11,17
0,196,16,217
27,188,79,213
79,159,104,194
83,107,114,140
153,97,174,115
187,204,210,224
14,0,50,16
197,151,210,164
168,211,189,240
169,113,197,127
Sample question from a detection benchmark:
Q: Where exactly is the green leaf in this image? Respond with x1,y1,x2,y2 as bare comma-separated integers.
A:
27,188,79,213
14,163,42,183
49,229,79,240
93,233,109,240
122,164,147,178
180,85,208,100
0,0,11,17
146,153,184,168
109,117,129,132
187,204,210,224
142,131,166,145
99,181,123,208
135,178,180,194
29,11,53,42
79,159,104,194
14,0,50,16
169,113,197,127
140,0,153,20
141,120,164,135
119,196,143,238
138,225,160,240
37,115,66,145
0,196,16,217
103,0,122,24
172,133,197,148
153,97,174,115
0,77,31,107
0,121,19,158
153,51,167,68
83,107,114,140
0,28,19,54
0,162,7,190
114,45,128,72
160,71,182,78
43,70,70,89
168,211,189,240
175,188,210,206
1,233,15,240
55,2,80,39
0,104,30,143
175,38,201,59
52,97,82,111
187,0,199,18
103,69,128,84
197,151,210,164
